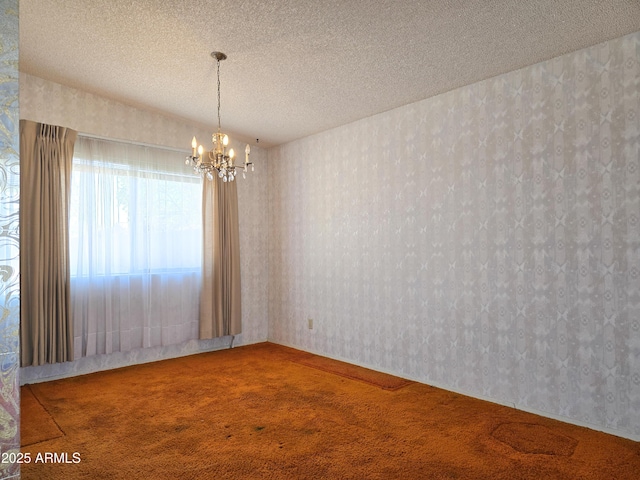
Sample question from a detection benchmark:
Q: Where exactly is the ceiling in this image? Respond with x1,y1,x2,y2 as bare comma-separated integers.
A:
19,0,640,148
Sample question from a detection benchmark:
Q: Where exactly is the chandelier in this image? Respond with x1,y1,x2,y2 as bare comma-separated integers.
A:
186,51,254,182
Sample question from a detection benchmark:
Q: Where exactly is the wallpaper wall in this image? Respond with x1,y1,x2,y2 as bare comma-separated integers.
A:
19,74,269,383
268,31,640,439
0,1,20,478
20,73,199,151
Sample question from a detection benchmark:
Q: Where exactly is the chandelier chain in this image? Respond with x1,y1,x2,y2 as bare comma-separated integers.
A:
217,58,222,131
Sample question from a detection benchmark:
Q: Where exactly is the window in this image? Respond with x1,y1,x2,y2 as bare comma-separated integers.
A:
69,136,202,357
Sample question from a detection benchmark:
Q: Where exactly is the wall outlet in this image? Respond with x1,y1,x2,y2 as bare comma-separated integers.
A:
308,318,313,329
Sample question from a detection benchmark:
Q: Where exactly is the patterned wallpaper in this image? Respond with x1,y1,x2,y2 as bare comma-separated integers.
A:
268,32,640,439
20,73,200,151
19,74,270,383
0,1,20,477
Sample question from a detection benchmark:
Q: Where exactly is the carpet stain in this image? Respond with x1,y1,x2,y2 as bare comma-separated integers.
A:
291,354,415,390
491,422,578,456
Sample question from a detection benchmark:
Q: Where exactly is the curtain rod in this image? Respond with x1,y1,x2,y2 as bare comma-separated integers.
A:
78,132,189,154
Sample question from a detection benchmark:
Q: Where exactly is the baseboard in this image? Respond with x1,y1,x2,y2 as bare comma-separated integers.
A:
20,336,267,385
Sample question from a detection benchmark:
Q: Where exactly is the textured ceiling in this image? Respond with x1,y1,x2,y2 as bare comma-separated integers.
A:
19,0,640,147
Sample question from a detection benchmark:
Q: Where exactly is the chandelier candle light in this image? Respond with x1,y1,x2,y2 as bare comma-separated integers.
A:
186,51,254,182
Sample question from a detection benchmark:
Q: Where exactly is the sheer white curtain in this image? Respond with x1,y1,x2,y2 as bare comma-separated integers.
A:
69,136,202,358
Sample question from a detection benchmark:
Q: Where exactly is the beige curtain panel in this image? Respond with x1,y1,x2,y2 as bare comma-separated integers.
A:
200,177,242,339
20,120,77,367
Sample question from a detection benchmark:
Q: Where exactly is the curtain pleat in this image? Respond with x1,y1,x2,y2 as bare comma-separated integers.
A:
200,178,242,338
20,120,77,366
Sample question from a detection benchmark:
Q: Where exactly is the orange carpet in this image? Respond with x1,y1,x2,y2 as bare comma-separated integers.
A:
290,353,415,391
20,342,640,479
20,384,63,446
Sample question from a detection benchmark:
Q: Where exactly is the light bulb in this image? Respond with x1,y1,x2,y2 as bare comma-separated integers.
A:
223,135,229,146
229,148,235,159
191,137,198,157
197,145,204,156
245,144,251,154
